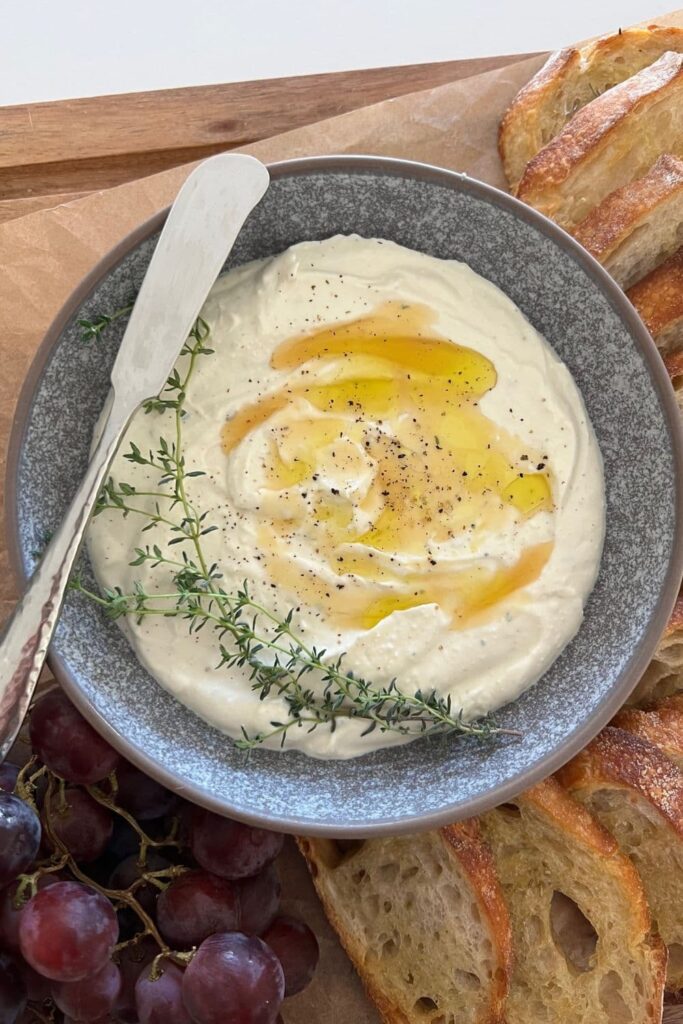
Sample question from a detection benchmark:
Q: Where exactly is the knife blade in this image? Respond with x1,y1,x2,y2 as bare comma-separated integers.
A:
0,152,270,758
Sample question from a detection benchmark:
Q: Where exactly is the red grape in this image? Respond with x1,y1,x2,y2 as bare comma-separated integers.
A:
29,691,120,784
114,935,158,1023
53,959,122,1021
263,915,319,995
0,951,26,1024
190,809,284,880
238,864,281,935
114,760,177,821
0,872,62,951
0,793,41,887
0,762,19,793
182,932,284,1024
135,961,191,1024
109,852,170,914
19,880,118,981
156,870,240,949
44,787,113,863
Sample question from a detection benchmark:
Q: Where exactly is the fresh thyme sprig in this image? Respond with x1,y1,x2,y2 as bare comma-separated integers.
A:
73,307,518,752
71,572,516,750
78,300,136,341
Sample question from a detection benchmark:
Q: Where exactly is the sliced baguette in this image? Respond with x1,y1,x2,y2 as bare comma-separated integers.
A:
479,778,666,1022
666,348,683,385
559,726,683,993
573,154,683,288
628,245,683,354
665,350,683,419
499,25,683,189
298,821,512,1024
628,593,683,705
499,46,579,190
516,50,683,230
613,693,683,767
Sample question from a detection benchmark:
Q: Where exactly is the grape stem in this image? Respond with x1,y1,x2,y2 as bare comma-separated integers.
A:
87,773,185,863
14,758,45,811
15,856,70,902
41,773,176,956
150,948,194,981
14,759,196,971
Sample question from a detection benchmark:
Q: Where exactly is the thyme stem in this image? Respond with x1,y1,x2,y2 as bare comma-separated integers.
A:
76,309,518,753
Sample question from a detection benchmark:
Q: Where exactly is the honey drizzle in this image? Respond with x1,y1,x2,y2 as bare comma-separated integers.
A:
221,302,554,630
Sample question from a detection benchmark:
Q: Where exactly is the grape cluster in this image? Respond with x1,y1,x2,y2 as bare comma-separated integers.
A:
0,689,319,1023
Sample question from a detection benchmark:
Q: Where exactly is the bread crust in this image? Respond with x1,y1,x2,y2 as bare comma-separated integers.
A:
516,50,683,229
627,592,683,707
499,25,683,190
441,819,513,1013
613,693,683,764
665,348,683,383
559,726,683,992
559,726,683,837
297,837,410,1024
574,153,683,256
667,592,683,637
516,778,655,936
572,153,683,284
298,824,512,1024
628,246,683,352
485,777,667,1020
498,47,578,188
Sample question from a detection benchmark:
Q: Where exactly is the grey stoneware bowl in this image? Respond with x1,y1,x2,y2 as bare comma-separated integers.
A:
6,155,683,836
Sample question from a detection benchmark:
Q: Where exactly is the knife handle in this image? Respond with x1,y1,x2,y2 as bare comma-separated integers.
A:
0,152,269,760
0,400,129,757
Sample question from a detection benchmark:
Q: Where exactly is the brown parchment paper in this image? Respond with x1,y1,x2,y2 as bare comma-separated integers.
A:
2,13,683,1023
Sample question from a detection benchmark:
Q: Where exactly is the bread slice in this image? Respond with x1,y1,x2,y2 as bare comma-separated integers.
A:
666,348,683,386
499,46,579,191
298,821,512,1024
499,25,683,189
559,726,683,994
665,349,683,419
628,593,683,706
516,50,683,230
614,693,683,767
479,778,666,1022
573,154,683,288
301,782,666,1023
628,245,683,354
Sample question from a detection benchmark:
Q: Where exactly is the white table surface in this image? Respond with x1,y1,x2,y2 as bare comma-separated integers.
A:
2,0,674,107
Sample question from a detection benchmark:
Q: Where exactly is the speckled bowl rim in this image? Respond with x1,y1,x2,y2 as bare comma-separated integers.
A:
5,154,683,835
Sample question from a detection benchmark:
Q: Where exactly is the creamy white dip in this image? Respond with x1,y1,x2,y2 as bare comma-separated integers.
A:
88,236,605,758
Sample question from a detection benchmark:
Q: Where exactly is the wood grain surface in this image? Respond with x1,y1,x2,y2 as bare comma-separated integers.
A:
0,52,531,222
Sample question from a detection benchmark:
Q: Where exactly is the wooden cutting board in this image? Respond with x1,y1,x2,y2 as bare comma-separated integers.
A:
0,52,534,222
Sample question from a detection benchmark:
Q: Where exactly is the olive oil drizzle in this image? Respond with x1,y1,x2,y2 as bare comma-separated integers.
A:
222,301,554,630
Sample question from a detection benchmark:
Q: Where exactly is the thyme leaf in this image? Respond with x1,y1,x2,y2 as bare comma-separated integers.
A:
74,307,518,753
78,300,135,341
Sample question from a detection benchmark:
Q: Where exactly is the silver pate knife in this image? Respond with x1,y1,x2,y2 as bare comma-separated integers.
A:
0,152,270,758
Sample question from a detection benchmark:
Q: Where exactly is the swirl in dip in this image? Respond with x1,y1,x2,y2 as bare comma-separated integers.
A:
88,235,605,758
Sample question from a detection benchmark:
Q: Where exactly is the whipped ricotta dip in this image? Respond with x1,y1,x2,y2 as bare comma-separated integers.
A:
88,235,605,758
